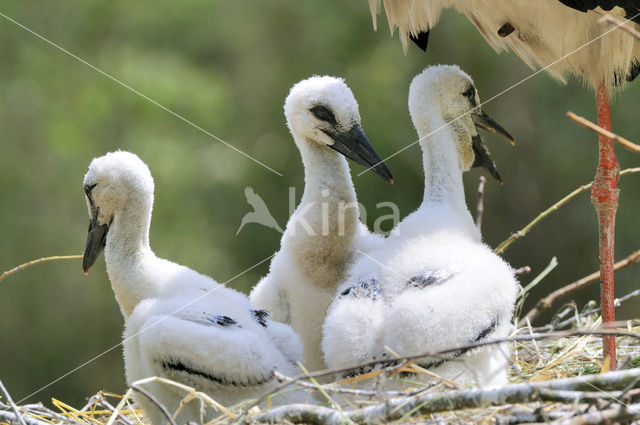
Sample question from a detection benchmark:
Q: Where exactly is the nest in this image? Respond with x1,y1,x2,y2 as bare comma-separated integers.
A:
2,307,639,425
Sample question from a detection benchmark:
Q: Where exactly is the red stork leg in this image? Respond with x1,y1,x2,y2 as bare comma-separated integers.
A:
592,80,620,370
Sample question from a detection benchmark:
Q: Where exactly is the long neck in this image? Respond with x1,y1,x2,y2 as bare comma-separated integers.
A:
420,117,467,211
104,194,155,318
299,140,356,204
285,137,359,289
416,114,479,239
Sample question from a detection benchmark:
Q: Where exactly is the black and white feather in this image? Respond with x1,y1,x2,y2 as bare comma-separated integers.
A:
369,0,640,88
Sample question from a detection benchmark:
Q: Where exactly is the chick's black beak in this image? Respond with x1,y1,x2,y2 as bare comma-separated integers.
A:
471,134,502,184
324,125,393,183
470,109,515,184
83,209,109,274
471,109,515,145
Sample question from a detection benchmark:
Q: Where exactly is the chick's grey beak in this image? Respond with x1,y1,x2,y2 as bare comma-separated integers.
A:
324,125,393,183
83,210,109,274
471,109,515,145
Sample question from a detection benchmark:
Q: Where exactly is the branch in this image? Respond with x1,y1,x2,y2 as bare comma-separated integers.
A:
598,14,640,40
553,289,640,330
555,403,640,425
497,401,640,425
519,248,640,326
272,371,415,397
252,404,347,425
98,398,134,425
0,379,26,425
130,376,235,419
476,175,487,230
567,111,640,154
105,388,134,425
0,411,51,425
495,167,640,255
130,384,177,425
251,369,640,424
8,402,83,424
0,255,82,283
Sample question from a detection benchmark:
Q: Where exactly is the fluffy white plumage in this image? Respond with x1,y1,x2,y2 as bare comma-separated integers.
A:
250,76,389,371
82,151,306,425
322,65,518,387
369,0,640,89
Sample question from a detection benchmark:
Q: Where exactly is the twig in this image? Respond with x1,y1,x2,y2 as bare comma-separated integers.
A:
519,249,640,326
476,175,487,230
554,289,640,330
99,396,135,425
383,345,460,389
297,362,353,424
496,410,568,425
13,402,83,424
0,411,50,425
552,403,640,425
130,384,177,425
567,111,640,154
251,369,640,424
105,388,134,425
0,255,82,283
536,388,627,403
600,376,640,411
131,376,235,418
518,257,558,300
272,371,418,397
252,404,348,425
494,168,640,255
0,379,26,425
514,266,531,276
598,14,640,40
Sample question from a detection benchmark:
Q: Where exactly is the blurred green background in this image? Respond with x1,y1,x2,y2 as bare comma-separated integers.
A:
1,0,638,407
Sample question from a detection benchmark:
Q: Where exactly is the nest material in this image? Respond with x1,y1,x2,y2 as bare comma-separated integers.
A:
2,313,639,425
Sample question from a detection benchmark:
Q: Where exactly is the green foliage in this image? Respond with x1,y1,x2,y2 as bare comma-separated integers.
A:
570,363,602,376
0,0,638,407
625,357,640,369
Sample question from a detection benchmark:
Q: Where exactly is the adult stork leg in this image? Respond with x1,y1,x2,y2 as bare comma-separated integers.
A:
592,80,620,370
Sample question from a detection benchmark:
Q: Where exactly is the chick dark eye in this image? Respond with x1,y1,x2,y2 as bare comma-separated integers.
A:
310,105,337,125
462,86,476,99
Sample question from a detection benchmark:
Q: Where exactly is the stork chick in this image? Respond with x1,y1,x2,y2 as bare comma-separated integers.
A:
369,0,640,365
323,65,518,387
250,76,392,371
82,151,306,425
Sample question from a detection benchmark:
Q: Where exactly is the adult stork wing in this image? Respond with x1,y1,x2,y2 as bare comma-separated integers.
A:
557,0,640,25
368,0,449,51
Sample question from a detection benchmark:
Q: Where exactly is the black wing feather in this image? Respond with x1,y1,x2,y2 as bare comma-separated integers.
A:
410,31,430,51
